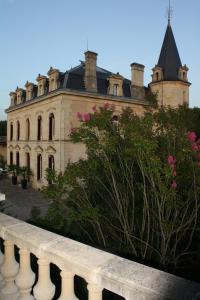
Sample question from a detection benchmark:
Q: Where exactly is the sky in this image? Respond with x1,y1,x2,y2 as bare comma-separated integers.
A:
0,0,200,120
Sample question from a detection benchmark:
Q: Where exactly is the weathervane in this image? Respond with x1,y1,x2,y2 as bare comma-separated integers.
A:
168,0,173,25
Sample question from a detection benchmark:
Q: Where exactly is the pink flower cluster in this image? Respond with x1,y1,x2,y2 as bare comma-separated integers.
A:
76,102,115,123
103,103,116,111
76,112,91,122
167,155,177,189
187,131,200,167
70,127,77,134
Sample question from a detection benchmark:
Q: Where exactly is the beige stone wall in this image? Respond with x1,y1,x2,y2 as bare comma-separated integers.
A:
150,81,190,107
7,90,147,188
0,145,7,162
7,94,63,188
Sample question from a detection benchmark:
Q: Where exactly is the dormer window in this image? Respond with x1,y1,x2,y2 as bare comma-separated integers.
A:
39,85,43,94
9,92,17,106
47,67,60,92
156,72,159,81
25,81,35,101
16,88,24,104
113,84,119,96
108,73,123,97
36,74,48,96
178,65,189,82
151,66,163,82
51,79,55,91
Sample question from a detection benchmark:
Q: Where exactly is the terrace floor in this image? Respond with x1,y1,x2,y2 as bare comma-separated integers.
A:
0,176,50,221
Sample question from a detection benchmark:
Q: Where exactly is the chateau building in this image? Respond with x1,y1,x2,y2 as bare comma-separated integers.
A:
6,22,191,188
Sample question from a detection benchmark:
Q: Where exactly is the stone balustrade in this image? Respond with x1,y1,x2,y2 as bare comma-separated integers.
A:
0,212,200,300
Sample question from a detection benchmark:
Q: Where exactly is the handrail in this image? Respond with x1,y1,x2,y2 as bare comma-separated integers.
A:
0,212,200,300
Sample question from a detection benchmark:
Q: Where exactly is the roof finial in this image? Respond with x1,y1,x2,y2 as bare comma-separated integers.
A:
168,0,173,25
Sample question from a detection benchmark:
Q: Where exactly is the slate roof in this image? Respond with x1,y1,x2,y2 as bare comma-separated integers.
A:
62,63,132,97
157,24,182,80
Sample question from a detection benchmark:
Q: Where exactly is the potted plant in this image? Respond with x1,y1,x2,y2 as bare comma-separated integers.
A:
20,166,33,189
7,165,19,185
12,170,18,185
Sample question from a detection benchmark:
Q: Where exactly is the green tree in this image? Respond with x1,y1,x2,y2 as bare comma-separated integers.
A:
41,104,200,276
0,120,7,136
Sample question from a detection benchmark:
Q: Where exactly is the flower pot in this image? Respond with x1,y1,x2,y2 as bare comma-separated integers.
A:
12,175,18,185
21,179,28,189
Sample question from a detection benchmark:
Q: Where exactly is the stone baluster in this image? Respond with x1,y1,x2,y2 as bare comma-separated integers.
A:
33,258,55,300
0,240,19,300
87,283,102,300
15,248,35,300
0,244,4,288
58,270,78,300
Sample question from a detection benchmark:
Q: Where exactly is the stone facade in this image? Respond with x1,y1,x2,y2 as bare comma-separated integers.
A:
150,80,190,107
6,23,191,188
6,87,146,188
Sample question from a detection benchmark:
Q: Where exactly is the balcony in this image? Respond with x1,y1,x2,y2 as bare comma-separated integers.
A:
0,212,200,300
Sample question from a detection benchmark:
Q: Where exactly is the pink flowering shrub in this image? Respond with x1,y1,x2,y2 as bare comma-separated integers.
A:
76,112,82,121
44,105,200,279
187,131,197,143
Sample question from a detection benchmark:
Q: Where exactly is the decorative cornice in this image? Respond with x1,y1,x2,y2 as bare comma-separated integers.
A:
23,144,31,152
6,88,149,114
34,145,43,153
45,146,56,154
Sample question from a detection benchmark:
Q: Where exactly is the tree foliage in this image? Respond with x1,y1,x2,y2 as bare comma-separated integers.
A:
40,104,200,278
0,120,7,136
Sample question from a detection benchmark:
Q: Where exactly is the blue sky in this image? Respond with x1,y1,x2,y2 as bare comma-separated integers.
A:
0,0,199,120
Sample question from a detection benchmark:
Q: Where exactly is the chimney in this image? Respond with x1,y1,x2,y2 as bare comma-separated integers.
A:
130,63,145,100
131,63,145,87
84,51,97,92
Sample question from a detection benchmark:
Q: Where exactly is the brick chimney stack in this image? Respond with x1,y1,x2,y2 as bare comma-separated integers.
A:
130,63,145,100
131,63,144,87
84,51,97,92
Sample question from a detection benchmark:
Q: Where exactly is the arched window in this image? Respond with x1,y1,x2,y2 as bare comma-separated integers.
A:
49,113,55,140
26,152,31,181
26,119,30,140
10,152,13,166
37,154,42,180
183,72,186,80
113,84,119,96
156,72,159,81
10,123,13,141
16,152,20,167
26,152,30,170
17,121,20,141
48,155,55,170
37,116,42,141
48,155,55,184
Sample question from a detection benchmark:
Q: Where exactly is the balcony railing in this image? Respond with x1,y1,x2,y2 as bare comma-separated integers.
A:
0,212,200,300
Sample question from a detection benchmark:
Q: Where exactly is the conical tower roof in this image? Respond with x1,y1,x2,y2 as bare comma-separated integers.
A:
157,24,182,80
